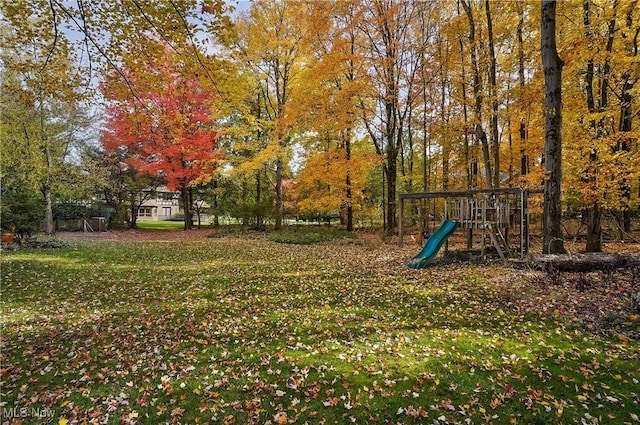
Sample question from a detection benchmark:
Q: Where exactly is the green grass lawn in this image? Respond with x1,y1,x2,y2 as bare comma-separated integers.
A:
1,231,638,424
135,220,187,231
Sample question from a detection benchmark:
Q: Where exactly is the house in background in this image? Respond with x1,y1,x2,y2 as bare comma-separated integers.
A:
137,187,209,222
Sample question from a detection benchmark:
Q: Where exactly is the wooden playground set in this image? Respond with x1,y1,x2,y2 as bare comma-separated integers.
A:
398,187,543,268
399,187,640,270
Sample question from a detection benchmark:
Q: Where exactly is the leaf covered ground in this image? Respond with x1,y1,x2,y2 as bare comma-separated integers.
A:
1,230,639,425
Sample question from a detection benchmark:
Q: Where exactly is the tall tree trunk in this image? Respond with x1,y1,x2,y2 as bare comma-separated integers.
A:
506,90,514,185
420,26,430,235
417,4,431,234
256,171,262,229
617,3,637,233
383,55,398,236
618,73,634,233
582,0,619,251
541,0,566,254
41,146,55,235
41,182,55,236
407,105,414,194
241,180,248,226
129,198,138,229
275,157,283,230
420,69,429,235
461,0,492,188
485,0,500,188
619,74,634,133
343,30,358,233
582,0,600,251
41,101,55,235
586,199,603,251
456,4,472,191
212,179,220,228
381,166,387,231
345,176,353,231
517,3,529,179
386,140,398,235
182,186,193,230
344,132,354,232
455,0,474,248
440,73,450,191
459,43,473,247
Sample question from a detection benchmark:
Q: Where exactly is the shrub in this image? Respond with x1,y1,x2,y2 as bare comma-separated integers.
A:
1,188,43,237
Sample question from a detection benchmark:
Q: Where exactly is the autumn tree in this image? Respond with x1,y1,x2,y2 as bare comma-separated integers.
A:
358,0,423,235
559,0,640,251
3,0,237,234
232,1,310,230
446,2,477,192
412,4,440,195
26,0,233,90
223,89,276,229
616,0,640,234
101,41,220,230
1,5,90,236
460,0,492,189
286,0,378,230
514,2,535,182
293,138,378,224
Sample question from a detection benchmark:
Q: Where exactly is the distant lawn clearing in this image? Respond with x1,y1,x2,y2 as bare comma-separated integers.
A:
136,220,187,231
1,231,638,424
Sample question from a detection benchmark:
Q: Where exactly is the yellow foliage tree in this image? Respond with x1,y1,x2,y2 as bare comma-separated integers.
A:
232,1,320,229
293,143,380,221
289,0,375,230
561,0,640,251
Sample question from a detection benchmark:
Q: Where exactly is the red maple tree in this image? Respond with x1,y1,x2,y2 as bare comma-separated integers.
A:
101,43,220,230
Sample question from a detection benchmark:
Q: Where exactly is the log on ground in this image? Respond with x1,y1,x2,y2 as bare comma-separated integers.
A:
530,253,640,272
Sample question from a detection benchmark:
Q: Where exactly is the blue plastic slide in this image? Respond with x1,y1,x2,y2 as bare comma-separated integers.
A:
407,220,459,269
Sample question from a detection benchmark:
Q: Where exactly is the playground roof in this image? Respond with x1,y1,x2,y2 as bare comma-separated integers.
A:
399,187,543,200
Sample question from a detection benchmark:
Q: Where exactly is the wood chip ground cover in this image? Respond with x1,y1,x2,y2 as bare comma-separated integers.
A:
1,231,639,424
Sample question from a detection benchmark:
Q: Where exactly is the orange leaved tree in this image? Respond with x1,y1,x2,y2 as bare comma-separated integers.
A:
101,42,220,230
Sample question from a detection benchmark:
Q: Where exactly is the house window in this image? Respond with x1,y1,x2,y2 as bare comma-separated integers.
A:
138,207,153,217
162,207,172,218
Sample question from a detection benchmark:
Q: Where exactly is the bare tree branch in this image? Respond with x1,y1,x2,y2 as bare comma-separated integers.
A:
40,0,59,73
